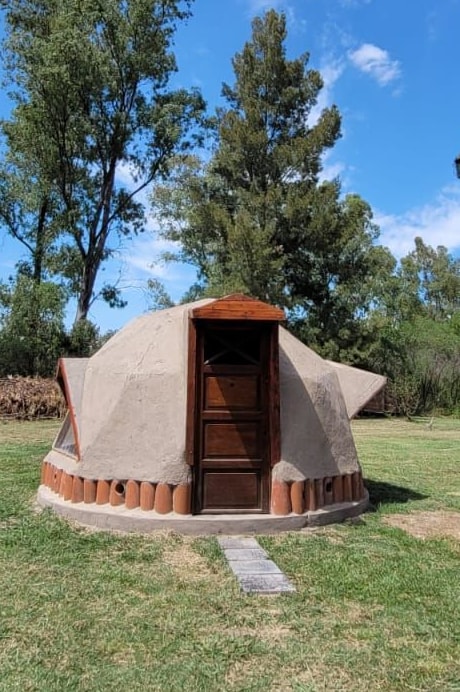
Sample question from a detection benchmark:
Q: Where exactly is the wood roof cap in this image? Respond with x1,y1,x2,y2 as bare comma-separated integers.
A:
192,294,285,321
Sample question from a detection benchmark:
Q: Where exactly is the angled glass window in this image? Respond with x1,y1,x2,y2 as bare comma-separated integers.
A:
53,412,77,458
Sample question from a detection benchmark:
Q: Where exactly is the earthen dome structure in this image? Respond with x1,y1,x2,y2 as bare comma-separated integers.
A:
38,295,385,533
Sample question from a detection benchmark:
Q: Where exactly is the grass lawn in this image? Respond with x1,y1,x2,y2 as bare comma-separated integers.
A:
0,417,459,691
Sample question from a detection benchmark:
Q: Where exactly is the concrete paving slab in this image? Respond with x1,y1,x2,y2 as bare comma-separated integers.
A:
217,537,260,549
238,574,296,594
228,559,282,575
217,535,296,594
222,548,268,560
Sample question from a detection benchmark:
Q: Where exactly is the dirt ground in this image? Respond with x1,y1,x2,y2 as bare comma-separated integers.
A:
384,511,460,541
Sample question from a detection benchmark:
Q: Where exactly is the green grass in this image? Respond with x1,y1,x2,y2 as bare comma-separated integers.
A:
352,417,460,513
0,418,459,691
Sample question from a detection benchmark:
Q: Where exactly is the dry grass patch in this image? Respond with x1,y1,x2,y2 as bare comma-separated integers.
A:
216,624,292,643
224,657,270,690
384,510,460,540
343,601,384,625
0,418,61,444
276,664,357,692
162,536,221,583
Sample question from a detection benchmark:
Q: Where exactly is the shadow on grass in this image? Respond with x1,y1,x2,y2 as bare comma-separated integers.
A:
365,479,427,510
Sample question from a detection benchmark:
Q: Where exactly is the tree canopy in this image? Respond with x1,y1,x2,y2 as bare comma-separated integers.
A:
153,9,391,355
0,0,206,324
0,4,458,416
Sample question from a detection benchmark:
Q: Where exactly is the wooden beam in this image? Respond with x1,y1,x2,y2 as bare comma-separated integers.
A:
268,323,281,468
185,319,198,466
56,358,81,461
192,294,284,321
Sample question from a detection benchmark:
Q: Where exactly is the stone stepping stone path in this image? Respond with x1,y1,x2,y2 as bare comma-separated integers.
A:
218,536,296,594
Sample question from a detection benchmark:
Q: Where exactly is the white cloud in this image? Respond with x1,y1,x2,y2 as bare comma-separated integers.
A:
376,185,460,258
348,43,401,86
319,156,346,183
321,59,346,93
124,233,177,276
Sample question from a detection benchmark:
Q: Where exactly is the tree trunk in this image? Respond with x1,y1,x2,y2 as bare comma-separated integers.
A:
33,197,49,284
73,263,98,326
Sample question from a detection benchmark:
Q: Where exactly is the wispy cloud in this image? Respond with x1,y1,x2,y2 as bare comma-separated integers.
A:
348,43,401,86
106,232,196,311
307,58,348,185
339,0,372,7
319,150,347,183
194,44,211,57
426,10,439,42
245,0,286,15
309,57,345,125
125,235,178,275
376,185,460,258
112,161,196,298
244,0,305,30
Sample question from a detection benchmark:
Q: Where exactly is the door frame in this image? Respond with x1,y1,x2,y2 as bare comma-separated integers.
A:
185,295,282,515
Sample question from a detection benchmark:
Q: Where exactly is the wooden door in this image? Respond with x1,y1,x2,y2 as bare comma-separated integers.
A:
193,323,271,513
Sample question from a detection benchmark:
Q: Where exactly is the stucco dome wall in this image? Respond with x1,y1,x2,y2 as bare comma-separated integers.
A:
52,301,360,485
76,303,202,482
275,328,360,482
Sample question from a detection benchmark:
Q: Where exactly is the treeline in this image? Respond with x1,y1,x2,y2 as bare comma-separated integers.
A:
0,277,110,377
0,4,459,416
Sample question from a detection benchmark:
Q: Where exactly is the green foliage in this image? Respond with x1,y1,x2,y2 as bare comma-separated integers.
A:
377,316,460,416
0,160,59,284
352,239,460,415
0,280,116,375
1,0,206,324
151,10,458,416
0,275,66,376
400,237,460,319
65,320,101,358
1,4,456,418
146,278,175,311
153,10,387,358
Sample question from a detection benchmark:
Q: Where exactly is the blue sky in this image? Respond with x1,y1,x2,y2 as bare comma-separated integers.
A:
1,0,459,331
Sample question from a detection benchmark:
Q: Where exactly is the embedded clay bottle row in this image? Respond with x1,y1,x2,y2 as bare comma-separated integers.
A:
40,462,192,515
271,471,365,516
41,462,364,517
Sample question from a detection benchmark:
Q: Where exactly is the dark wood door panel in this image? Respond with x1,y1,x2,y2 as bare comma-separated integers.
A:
203,422,260,458
199,458,262,469
191,320,277,514
204,374,259,410
201,410,263,422
202,471,260,510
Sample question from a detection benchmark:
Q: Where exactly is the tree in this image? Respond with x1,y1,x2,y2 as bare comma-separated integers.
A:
357,238,460,414
0,275,66,376
0,152,58,285
146,278,175,311
370,314,460,416
153,10,388,354
400,237,460,320
1,0,206,324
